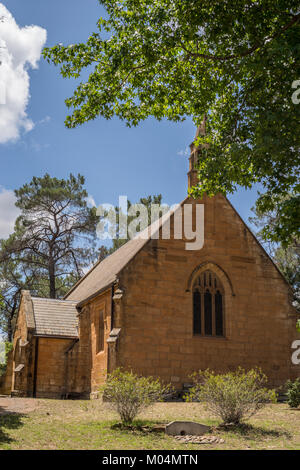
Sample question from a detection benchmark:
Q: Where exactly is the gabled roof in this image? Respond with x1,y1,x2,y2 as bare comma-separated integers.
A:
65,236,147,304
65,206,182,304
64,194,292,306
31,297,78,338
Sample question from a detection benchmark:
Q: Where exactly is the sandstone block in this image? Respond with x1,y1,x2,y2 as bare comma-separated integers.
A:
165,421,211,436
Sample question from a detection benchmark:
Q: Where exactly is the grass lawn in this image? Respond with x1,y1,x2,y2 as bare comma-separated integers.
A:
0,399,299,450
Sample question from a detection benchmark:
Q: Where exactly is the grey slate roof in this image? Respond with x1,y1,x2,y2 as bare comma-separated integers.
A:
31,297,79,338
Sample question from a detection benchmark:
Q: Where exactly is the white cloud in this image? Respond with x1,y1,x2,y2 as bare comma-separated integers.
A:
29,138,50,152
0,4,47,144
0,186,20,239
38,115,51,125
177,147,189,156
86,195,96,208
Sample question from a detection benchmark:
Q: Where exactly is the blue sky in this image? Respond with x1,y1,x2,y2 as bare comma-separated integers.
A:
0,0,260,239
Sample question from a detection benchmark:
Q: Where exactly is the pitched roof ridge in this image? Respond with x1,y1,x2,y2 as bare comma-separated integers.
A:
224,195,293,291
31,297,78,304
64,198,187,301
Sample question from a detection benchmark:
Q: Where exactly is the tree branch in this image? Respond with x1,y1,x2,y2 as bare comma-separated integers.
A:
181,13,300,62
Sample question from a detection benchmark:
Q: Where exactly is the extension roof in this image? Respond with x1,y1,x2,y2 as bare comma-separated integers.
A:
31,297,78,338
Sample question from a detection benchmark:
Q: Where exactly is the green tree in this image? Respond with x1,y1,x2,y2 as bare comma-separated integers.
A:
250,194,300,312
0,342,13,377
43,1,300,244
0,253,79,341
0,174,98,300
0,256,39,341
250,193,300,248
273,245,300,313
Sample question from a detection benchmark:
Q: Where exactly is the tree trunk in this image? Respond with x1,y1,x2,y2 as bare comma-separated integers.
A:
49,259,56,299
7,303,17,342
7,317,12,343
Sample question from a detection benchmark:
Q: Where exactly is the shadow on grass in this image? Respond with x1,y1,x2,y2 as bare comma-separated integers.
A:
0,408,25,444
111,420,166,435
216,422,292,440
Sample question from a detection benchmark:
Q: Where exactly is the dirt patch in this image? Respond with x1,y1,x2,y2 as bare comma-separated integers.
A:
111,423,167,433
0,397,38,415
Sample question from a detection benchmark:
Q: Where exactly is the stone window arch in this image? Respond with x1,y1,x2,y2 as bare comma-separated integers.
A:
192,270,225,337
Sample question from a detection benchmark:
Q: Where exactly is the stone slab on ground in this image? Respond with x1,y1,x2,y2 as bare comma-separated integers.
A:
165,421,211,436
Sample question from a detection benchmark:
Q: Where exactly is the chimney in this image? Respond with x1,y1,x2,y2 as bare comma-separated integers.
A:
187,115,207,189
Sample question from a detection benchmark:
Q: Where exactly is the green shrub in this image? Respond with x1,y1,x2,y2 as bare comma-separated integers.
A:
0,341,12,377
100,368,172,424
286,378,300,408
0,363,6,377
185,367,276,425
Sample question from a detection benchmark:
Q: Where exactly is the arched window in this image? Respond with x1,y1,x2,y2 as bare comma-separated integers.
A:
97,310,105,353
193,270,224,337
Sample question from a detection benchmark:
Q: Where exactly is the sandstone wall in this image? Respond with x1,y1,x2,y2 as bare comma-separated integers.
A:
89,289,112,395
116,195,300,388
4,294,36,396
70,289,112,398
35,337,74,398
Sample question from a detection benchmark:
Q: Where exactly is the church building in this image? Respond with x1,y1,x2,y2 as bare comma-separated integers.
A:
1,126,299,398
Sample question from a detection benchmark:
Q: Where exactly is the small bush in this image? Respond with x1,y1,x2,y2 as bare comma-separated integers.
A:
0,363,6,377
286,378,300,408
0,341,12,377
185,367,276,425
100,368,172,424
